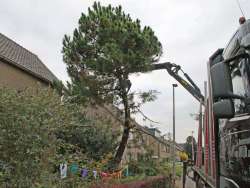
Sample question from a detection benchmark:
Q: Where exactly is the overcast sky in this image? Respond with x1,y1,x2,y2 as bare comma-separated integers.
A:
1,0,250,142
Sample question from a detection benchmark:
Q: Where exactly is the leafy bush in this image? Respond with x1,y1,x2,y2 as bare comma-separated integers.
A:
91,176,168,188
127,159,161,176
0,88,62,187
0,88,118,187
155,161,182,178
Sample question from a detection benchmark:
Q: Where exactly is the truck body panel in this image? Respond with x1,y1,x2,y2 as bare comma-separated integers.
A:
194,19,250,188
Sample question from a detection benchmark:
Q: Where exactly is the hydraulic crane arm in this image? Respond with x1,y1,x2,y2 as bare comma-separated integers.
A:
151,62,204,104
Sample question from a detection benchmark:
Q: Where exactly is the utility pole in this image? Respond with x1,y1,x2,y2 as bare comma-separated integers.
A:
172,83,178,187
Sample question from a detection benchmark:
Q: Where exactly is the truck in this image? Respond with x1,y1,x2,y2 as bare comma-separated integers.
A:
194,17,250,188
149,17,250,188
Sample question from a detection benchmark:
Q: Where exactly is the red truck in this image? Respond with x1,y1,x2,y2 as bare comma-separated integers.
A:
194,18,250,188
151,17,250,188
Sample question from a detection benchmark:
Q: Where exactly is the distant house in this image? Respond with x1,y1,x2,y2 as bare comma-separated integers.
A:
0,33,57,90
83,103,176,163
123,124,184,163
124,126,169,162
146,128,162,138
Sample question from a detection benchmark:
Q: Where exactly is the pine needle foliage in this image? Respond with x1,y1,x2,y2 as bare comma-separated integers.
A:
62,1,162,166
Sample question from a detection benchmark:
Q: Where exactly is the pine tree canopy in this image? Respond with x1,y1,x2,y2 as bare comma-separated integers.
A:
62,1,162,103
62,1,162,167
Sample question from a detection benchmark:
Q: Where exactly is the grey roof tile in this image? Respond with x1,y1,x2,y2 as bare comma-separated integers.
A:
0,33,58,83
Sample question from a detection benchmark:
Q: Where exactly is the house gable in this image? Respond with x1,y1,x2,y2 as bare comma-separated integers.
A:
0,33,57,88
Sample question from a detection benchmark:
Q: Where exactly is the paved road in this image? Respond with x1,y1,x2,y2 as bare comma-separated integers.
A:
176,173,196,188
184,175,196,188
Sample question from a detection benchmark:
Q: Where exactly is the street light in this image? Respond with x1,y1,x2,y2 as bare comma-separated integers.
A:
172,83,178,187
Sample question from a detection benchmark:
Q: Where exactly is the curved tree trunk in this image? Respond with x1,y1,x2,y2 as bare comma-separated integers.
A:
113,91,131,168
113,126,130,166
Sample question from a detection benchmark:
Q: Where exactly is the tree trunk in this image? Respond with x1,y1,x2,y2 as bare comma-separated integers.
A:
113,126,130,166
113,90,131,168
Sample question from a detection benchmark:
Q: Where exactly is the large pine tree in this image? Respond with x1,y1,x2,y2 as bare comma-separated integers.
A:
62,2,162,167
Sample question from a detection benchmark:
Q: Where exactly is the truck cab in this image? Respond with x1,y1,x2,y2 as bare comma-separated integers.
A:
210,19,250,188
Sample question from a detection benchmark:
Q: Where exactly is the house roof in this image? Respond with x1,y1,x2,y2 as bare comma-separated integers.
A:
0,33,58,84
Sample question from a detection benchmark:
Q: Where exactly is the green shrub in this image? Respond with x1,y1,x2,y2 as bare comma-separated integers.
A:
126,158,181,182
127,159,160,176
0,88,63,187
156,161,182,178
0,88,118,187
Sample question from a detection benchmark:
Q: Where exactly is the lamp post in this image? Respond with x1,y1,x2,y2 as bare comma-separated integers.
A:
172,83,178,187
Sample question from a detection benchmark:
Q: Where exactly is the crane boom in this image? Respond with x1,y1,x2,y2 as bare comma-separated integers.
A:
151,62,204,104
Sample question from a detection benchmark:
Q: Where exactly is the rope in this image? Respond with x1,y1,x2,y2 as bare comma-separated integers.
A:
236,0,245,17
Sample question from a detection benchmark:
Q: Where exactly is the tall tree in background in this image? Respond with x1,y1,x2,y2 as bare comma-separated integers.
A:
62,2,162,167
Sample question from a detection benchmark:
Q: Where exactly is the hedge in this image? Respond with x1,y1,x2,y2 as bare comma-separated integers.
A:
91,176,169,188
